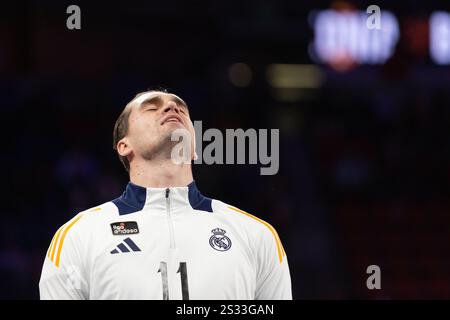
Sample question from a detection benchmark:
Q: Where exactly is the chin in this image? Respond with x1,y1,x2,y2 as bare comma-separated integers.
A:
167,125,189,137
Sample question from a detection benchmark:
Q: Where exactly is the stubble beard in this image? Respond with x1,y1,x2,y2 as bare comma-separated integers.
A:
141,130,179,161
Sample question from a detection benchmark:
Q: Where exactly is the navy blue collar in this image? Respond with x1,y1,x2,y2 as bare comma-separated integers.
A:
112,180,212,215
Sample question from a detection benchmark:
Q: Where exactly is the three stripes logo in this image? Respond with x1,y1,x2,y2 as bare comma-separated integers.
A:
110,237,141,254
47,213,84,268
46,207,102,268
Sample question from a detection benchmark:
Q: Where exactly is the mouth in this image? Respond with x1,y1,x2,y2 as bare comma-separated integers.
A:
161,114,184,126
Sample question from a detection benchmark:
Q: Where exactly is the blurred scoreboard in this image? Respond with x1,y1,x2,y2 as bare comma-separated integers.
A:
430,12,450,64
309,9,450,66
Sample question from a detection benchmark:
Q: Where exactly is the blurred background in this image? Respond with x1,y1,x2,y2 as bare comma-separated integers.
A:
2,0,450,299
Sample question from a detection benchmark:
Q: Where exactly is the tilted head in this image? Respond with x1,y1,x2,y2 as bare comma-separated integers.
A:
112,90,196,172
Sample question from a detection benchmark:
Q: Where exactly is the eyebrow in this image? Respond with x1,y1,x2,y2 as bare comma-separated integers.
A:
138,94,189,111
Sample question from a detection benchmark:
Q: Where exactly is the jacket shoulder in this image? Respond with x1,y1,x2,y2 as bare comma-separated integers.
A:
44,201,117,268
211,200,276,232
50,201,117,239
211,200,286,262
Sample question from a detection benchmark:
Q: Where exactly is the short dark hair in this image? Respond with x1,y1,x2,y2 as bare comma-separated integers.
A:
112,89,168,172
112,104,133,172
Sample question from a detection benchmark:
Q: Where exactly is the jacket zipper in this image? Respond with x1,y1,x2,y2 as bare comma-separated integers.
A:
165,188,176,249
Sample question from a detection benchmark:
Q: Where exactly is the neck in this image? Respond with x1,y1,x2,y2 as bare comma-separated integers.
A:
129,158,194,188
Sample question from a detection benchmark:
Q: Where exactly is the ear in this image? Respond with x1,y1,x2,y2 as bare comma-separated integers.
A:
117,138,132,158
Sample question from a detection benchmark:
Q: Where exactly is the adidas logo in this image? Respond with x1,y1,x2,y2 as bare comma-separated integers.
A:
110,237,141,254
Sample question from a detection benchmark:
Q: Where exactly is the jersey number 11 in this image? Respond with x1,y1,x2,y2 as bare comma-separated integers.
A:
158,261,189,300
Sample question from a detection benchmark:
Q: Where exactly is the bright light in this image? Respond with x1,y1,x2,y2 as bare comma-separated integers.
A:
430,11,450,65
310,10,400,66
266,64,325,89
266,64,325,102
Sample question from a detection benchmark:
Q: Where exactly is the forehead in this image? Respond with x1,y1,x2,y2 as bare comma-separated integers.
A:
131,92,186,110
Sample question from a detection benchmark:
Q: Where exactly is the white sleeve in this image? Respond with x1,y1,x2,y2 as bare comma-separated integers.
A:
39,221,89,300
255,226,292,300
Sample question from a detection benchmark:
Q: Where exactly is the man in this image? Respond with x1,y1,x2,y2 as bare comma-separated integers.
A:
39,90,292,299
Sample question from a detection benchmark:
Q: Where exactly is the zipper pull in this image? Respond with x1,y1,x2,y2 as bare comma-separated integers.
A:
165,188,170,198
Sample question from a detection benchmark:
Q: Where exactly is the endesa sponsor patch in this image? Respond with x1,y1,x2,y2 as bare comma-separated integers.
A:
111,221,139,235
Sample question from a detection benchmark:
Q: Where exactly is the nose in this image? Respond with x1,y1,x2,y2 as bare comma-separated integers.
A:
163,101,180,113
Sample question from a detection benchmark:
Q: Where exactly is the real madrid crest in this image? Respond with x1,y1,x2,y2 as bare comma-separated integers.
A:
209,228,232,251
